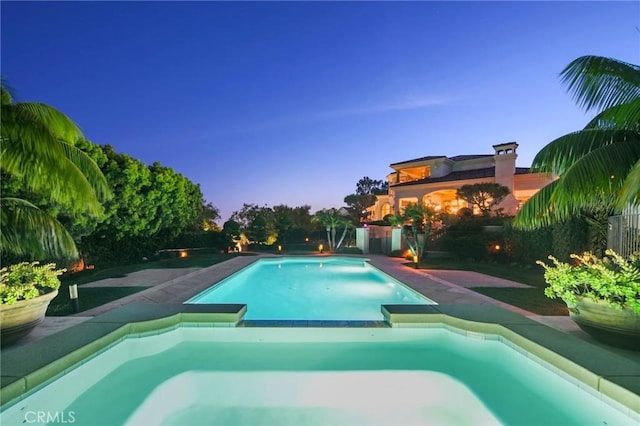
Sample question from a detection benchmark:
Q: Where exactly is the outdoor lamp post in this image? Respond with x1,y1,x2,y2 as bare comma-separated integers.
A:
69,284,80,313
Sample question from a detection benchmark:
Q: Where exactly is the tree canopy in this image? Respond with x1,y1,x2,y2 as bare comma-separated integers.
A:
312,208,352,251
344,176,388,222
230,204,278,245
456,183,510,216
3,136,212,263
387,203,436,262
77,145,206,261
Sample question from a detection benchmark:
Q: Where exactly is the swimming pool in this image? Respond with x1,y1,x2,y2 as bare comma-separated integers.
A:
2,326,636,425
186,257,435,320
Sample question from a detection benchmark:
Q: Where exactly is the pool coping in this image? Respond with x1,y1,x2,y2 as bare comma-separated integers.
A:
72,253,538,318
383,304,640,417
1,303,639,419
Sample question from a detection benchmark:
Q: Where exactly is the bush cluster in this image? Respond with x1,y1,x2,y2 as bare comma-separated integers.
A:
439,213,606,266
440,216,506,261
537,250,640,313
503,222,552,265
0,262,65,304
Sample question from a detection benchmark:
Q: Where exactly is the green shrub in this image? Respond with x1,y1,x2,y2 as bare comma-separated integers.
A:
336,247,363,254
171,230,231,250
440,216,506,261
552,217,588,262
503,221,553,266
247,242,319,253
538,250,640,313
0,262,65,304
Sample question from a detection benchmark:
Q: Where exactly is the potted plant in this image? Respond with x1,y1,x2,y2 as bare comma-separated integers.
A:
0,262,65,346
537,250,640,350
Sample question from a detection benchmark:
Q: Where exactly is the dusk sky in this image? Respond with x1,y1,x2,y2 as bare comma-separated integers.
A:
2,1,639,222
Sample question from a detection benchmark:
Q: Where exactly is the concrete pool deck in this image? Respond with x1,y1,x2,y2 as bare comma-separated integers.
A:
9,253,640,364
1,253,639,417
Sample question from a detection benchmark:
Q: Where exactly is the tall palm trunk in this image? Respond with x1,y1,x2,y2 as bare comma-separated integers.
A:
331,227,337,251
325,228,332,250
335,225,349,251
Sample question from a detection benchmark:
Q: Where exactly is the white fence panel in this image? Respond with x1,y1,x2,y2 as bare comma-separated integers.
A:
608,213,640,258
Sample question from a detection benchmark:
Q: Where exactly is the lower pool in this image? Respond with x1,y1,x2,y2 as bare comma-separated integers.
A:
2,326,636,425
186,257,435,320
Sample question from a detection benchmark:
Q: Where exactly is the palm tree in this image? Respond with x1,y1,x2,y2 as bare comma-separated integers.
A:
515,56,640,230
387,203,435,262
312,208,352,251
1,83,110,258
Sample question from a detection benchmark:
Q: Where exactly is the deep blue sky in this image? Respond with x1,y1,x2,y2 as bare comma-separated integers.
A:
2,2,639,222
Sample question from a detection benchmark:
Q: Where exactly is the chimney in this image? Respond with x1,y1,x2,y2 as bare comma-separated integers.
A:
492,142,518,192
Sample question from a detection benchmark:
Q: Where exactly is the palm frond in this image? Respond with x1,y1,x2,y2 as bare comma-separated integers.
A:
13,102,83,142
513,180,559,230
1,105,68,173
521,56,640,230
0,81,13,105
59,141,112,202
44,157,106,215
0,82,106,259
584,98,640,130
560,55,640,113
531,128,640,174
2,148,105,215
1,97,84,172
617,159,640,209
1,103,108,214
549,141,640,214
0,197,79,259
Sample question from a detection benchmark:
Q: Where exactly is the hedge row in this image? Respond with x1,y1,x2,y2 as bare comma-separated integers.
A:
437,215,602,265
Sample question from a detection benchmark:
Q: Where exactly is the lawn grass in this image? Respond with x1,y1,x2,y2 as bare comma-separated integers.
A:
420,257,568,316
48,252,244,316
47,287,148,316
61,251,246,286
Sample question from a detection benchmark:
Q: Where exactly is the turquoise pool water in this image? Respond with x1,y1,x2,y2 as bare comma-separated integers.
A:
186,257,435,320
2,327,636,425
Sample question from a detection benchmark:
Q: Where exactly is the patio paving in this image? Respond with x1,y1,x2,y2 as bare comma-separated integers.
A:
424,269,531,288
8,253,640,365
80,268,201,287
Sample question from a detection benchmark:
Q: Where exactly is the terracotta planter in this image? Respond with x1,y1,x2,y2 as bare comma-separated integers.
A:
568,296,640,350
0,289,58,346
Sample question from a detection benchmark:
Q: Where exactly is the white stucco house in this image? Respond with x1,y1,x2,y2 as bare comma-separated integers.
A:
368,142,554,220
